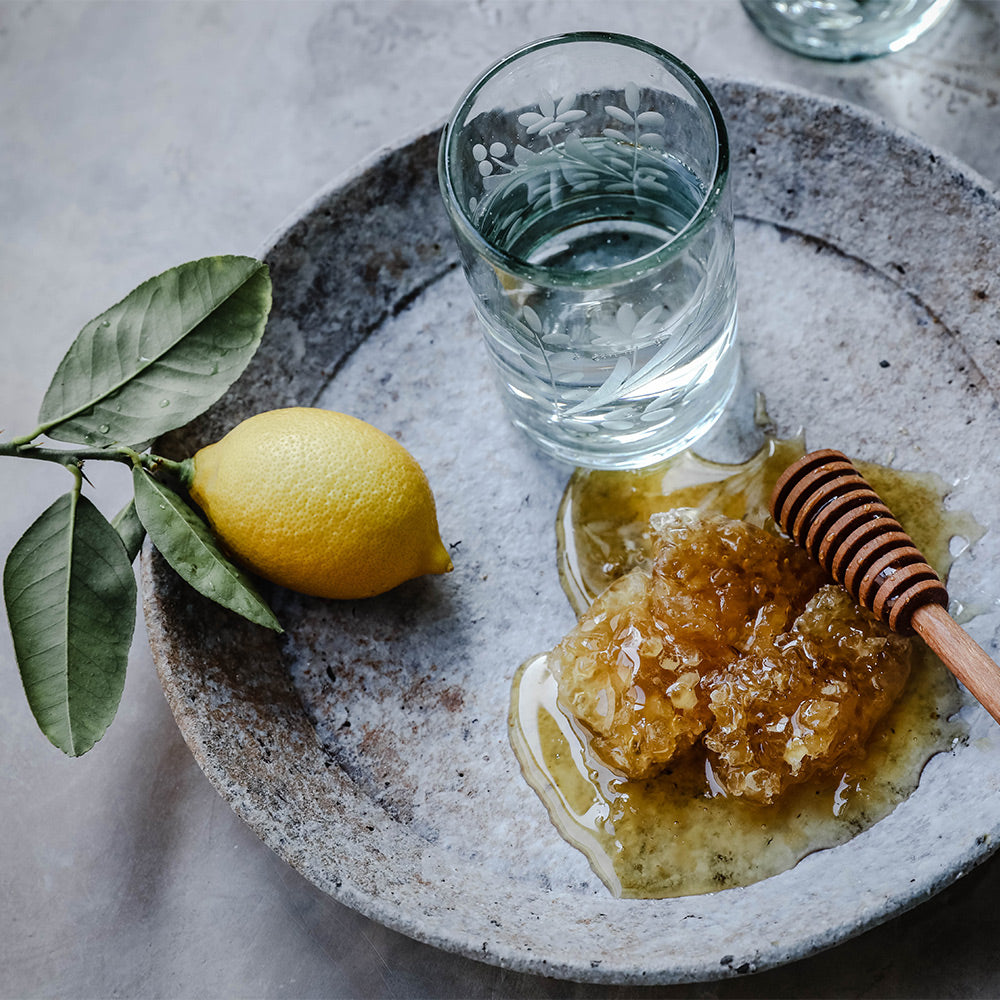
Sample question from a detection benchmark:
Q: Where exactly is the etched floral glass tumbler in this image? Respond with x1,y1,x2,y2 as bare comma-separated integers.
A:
438,32,738,469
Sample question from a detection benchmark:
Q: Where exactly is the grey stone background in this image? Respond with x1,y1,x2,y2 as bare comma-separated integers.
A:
2,2,999,997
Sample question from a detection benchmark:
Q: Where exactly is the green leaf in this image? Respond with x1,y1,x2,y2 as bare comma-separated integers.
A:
132,468,282,632
38,256,271,447
4,491,137,756
112,499,146,564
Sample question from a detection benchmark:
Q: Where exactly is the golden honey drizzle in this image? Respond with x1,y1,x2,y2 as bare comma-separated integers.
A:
509,435,984,898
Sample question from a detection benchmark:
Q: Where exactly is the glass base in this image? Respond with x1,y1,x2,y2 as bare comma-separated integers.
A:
507,347,741,471
741,0,956,61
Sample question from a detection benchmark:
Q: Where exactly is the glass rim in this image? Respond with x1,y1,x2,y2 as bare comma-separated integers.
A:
438,30,731,289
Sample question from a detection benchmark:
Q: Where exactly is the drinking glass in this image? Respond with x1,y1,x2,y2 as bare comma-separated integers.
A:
741,0,956,61
438,32,738,470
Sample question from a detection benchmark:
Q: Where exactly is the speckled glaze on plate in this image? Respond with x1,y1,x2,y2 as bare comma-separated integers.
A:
142,82,1000,985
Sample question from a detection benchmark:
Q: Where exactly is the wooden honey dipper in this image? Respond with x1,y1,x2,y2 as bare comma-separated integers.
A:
771,449,1000,726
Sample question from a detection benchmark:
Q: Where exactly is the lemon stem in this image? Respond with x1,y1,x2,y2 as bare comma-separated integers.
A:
174,457,195,489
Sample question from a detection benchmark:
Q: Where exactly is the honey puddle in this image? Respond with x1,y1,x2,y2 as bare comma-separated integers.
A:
509,435,984,898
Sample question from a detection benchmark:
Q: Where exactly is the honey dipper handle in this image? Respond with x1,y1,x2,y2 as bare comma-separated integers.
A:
912,602,1000,726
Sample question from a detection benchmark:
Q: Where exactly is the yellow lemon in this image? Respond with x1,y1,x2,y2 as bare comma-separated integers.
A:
187,407,452,599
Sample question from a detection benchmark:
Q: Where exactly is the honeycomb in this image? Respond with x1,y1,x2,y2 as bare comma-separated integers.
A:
551,567,711,779
551,509,914,803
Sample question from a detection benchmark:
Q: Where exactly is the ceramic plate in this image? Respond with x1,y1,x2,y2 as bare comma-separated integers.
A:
143,82,1000,985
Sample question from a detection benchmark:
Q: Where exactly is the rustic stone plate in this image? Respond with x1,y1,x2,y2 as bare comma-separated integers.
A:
143,82,1000,985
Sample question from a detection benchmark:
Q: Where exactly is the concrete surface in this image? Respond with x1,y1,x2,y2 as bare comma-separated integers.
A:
2,2,1000,997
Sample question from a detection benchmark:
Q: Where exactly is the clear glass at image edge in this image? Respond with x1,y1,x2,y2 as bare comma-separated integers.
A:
742,0,957,61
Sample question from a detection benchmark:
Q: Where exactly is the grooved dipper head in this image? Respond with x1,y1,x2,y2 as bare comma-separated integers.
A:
770,449,948,634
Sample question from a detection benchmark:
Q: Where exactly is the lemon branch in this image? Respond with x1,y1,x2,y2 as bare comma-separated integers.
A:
3,255,273,757
0,437,190,482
